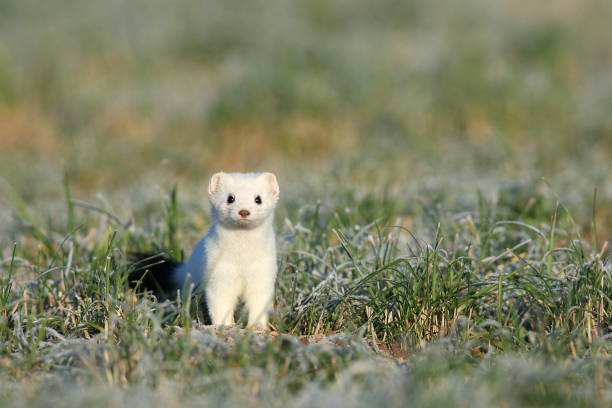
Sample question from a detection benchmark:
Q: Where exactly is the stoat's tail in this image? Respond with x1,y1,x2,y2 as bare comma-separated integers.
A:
128,252,181,299
128,252,211,324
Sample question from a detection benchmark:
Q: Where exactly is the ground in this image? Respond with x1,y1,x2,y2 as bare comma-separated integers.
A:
0,0,610,407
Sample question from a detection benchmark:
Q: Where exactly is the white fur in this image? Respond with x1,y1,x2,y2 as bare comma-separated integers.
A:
174,172,279,329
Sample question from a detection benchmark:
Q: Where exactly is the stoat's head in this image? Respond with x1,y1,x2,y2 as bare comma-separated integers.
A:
208,172,280,229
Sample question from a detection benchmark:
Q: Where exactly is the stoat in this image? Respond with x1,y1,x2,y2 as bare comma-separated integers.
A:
129,172,279,330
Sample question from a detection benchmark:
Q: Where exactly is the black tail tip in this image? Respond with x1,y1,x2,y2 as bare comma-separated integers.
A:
128,252,181,297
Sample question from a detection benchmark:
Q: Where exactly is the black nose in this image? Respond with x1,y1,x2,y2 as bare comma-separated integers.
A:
238,210,250,218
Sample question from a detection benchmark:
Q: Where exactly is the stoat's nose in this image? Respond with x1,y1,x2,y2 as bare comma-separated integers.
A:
238,209,251,218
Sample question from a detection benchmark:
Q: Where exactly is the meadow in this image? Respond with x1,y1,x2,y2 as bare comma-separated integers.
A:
0,0,610,406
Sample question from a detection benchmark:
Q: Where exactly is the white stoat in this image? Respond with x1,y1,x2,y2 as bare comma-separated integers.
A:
129,172,280,329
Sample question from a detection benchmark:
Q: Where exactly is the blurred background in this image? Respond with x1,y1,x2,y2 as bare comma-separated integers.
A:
0,0,610,243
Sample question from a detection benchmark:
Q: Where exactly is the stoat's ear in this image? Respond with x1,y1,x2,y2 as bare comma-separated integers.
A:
208,172,226,196
261,172,279,197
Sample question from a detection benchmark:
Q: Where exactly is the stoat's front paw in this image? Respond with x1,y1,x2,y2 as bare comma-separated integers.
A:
211,322,237,330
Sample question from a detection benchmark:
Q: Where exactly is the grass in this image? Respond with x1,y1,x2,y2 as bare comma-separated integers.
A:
0,181,609,407
0,0,611,406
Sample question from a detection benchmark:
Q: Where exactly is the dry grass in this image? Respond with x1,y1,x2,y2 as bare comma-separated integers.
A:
0,0,611,406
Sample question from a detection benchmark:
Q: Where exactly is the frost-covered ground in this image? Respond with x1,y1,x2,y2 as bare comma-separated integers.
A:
0,1,610,406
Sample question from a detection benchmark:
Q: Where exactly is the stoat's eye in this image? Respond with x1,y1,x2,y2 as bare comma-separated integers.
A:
255,195,262,205
227,194,235,204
